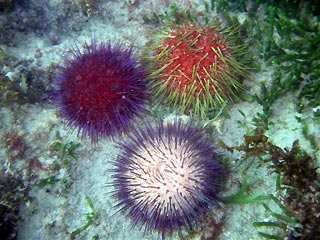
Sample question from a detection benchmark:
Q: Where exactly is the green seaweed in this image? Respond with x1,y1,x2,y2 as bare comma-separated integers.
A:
36,176,60,188
36,131,81,189
50,131,81,169
255,232,283,240
224,176,271,204
301,120,318,150
70,196,99,238
253,5,319,129
208,0,320,130
253,195,298,240
221,129,320,239
142,3,186,25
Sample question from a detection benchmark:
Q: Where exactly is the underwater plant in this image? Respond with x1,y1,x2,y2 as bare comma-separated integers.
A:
219,128,320,239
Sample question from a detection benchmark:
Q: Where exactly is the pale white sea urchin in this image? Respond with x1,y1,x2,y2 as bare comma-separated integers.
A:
112,120,225,239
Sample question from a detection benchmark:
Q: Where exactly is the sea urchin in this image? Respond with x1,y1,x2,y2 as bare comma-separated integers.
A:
149,24,249,118
52,40,148,142
112,119,225,239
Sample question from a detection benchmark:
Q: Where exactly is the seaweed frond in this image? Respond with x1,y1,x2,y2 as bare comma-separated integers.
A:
220,128,320,239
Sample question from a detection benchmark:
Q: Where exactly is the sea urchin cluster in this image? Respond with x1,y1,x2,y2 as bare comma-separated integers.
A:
52,41,148,142
112,120,224,239
149,24,249,118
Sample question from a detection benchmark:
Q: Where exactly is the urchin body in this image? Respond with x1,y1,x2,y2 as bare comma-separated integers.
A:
149,24,249,118
112,120,224,238
52,41,148,142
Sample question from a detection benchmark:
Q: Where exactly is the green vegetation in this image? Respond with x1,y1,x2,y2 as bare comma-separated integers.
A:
253,195,299,240
198,0,320,131
219,128,320,239
245,2,318,129
36,131,81,189
224,176,271,204
70,196,100,239
142,3,195,25
36,176,60,188
50,130,81,169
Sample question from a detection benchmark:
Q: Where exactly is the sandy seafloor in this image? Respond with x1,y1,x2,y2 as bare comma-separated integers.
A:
0,0,319,240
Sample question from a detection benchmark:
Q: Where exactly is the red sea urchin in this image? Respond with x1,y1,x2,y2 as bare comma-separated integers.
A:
52,41,149,142
149,24,249,118
112,120,225,239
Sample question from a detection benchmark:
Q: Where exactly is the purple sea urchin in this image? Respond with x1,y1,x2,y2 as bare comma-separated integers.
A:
112,120,225,239
52,40,149,142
